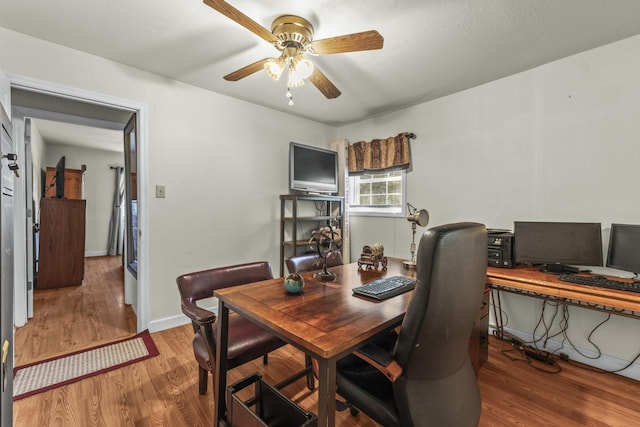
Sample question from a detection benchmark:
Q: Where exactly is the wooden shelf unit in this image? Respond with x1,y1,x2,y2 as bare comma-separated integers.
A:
279,194,344,277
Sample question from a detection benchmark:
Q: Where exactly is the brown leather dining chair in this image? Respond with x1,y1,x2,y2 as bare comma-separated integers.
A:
285,252,344,275
177,261,288,395
334,222,487,427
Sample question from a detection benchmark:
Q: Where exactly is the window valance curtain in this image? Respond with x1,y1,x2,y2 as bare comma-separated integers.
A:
347,132,415,175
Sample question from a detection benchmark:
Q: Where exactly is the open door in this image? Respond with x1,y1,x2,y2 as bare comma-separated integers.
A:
0,88,15,427
123,113,137,305
23,119,35,319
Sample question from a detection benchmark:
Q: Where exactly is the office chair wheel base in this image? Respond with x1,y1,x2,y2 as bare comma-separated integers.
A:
336,399,359,416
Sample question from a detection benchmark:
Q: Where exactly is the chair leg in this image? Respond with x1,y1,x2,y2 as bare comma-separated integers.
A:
305,355,315,390
336,399,359,417
198,367,208,395
263,353,268,365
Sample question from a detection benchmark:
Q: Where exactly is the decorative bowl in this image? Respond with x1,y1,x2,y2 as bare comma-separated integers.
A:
284,273,305,294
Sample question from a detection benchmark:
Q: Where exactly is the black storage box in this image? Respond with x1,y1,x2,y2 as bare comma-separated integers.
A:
227,373,317,427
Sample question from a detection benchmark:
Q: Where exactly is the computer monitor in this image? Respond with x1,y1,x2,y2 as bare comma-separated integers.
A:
514,221,603,268
606,224,640,275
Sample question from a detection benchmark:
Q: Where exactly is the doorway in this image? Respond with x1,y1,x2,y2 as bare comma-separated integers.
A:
8,78,148,349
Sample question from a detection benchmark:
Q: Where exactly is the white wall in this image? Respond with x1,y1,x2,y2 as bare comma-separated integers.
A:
338,34,640,378
0,27,336,327
42,142,123,256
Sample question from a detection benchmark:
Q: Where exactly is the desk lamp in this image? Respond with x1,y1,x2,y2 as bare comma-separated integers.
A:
402,203,429,269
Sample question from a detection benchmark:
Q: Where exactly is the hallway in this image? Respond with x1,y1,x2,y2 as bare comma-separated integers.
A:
14,256,137,366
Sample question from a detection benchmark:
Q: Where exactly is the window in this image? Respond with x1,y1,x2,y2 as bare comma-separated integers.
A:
348,170,406,217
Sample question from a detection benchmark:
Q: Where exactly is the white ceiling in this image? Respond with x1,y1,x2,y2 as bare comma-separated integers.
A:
2,0,640,127
31,119,123,153
11,89,129,152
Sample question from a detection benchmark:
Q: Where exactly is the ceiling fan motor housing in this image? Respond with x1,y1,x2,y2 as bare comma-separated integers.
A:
271,15,314,51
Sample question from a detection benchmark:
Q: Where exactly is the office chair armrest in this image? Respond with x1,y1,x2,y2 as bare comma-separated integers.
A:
181,301,216,325
354,343,403,382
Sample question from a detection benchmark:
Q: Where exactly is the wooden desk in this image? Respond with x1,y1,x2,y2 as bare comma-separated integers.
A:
487,266,640,337
214,258,415,427
487,266,640,311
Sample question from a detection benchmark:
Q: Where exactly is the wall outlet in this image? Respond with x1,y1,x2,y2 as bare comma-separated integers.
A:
155,185,166,198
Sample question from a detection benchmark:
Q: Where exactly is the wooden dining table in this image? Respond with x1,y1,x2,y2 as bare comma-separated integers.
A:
213,257,416,427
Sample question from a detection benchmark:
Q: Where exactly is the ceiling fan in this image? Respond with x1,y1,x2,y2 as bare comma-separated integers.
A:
203,0,384,102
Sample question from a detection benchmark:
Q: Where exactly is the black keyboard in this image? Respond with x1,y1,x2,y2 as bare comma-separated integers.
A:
353,276,416,300
558,273,640,293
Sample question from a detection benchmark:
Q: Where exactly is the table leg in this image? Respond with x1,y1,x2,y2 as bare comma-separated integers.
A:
213,302,230,426
316,357,336,427
490,287,505,339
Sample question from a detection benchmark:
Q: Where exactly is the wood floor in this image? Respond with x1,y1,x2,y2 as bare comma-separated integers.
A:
13,257,640,426
14,256,137,366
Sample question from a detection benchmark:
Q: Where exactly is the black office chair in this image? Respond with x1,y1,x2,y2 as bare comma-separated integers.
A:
335,222,487,427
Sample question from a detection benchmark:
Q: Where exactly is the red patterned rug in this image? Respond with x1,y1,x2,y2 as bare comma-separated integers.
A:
13,330,159,400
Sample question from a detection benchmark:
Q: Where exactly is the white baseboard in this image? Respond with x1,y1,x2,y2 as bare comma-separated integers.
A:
148,314,191,333
148,305,217,333
85,250,108,257
490,325,640,381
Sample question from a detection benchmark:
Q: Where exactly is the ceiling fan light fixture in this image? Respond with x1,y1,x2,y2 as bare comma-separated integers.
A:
288,54,314,87
288,78,305,88
264,57,286,80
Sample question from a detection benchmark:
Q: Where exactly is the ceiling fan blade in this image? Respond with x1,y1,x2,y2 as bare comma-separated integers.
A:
224,58,272,81
310,30,383,55
308,67,341,99
203,0,277,43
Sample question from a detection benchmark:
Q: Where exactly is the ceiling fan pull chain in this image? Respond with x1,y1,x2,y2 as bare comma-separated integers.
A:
286,87,294,106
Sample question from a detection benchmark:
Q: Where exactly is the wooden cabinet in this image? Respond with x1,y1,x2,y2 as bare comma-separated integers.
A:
44,166,85,199
279,194,344,277
37,198,86,289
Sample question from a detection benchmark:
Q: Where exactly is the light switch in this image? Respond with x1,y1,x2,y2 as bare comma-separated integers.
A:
156,185,166,198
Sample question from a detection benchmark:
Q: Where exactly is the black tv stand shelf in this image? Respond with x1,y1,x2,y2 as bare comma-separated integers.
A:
279,194,344,277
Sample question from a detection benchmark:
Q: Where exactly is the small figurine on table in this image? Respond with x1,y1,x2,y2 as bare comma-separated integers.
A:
309,223,341,281
357,243,387,271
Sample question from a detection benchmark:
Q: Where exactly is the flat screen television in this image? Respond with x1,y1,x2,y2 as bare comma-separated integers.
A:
514,221,603,268
606,224,640,275
289,142,338,194
55,156,66,198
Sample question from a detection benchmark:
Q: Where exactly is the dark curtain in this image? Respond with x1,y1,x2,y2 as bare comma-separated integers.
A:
107,167,125,256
